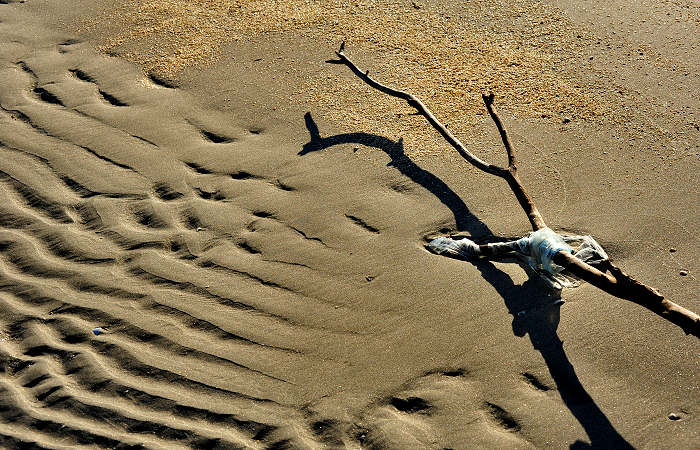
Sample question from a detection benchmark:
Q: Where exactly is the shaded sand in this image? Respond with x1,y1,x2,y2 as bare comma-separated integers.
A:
0,0,699,448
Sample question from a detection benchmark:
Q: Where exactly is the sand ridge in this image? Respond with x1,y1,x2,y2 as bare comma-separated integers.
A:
0,9,347,447
1,6,542,447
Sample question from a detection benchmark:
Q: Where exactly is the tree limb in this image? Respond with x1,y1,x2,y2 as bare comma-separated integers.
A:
330,43,700,338
332,42,503,177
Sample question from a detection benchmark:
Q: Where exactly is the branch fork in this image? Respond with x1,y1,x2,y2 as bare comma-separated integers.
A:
329,43,699,337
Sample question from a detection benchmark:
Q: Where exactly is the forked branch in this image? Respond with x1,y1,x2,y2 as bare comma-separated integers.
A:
331,42,545,230
330,43,699,338
331,42,501,176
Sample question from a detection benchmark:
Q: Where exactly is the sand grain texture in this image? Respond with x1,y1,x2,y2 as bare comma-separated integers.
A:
0,0,698,448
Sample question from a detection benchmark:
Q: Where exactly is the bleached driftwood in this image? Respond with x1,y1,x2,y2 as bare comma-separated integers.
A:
328,42,699,338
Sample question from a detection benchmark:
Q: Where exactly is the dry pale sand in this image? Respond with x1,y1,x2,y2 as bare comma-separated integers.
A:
0,0,698,448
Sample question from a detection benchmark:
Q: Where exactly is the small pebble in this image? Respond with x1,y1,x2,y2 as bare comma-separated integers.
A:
562,117,571,124
679,270,688,276
668,413,680,421
669,248,677,253
366,275,374,282
92,327,104,336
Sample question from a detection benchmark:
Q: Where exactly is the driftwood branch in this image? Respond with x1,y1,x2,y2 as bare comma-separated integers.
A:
330,43,700,338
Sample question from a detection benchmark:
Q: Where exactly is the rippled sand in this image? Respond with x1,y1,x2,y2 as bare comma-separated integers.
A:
0,1,698,448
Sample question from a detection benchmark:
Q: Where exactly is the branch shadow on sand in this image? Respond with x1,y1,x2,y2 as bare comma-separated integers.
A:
300,112,490,236
300,112,632,449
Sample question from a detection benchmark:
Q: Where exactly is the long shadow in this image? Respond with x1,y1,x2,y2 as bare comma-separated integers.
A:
301,112,632,449
475,261,633,449
300,112,489,236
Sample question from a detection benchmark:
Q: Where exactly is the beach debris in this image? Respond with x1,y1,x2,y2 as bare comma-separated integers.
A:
668,413,680,420
329,42,700,338
92,327,105,336
669,247,677,253
679,270,688,276
430,229,607,290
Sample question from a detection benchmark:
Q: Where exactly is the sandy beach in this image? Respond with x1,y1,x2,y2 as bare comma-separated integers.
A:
0,0,698,448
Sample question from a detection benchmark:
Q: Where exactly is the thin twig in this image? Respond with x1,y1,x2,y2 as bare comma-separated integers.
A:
482,93,516,170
